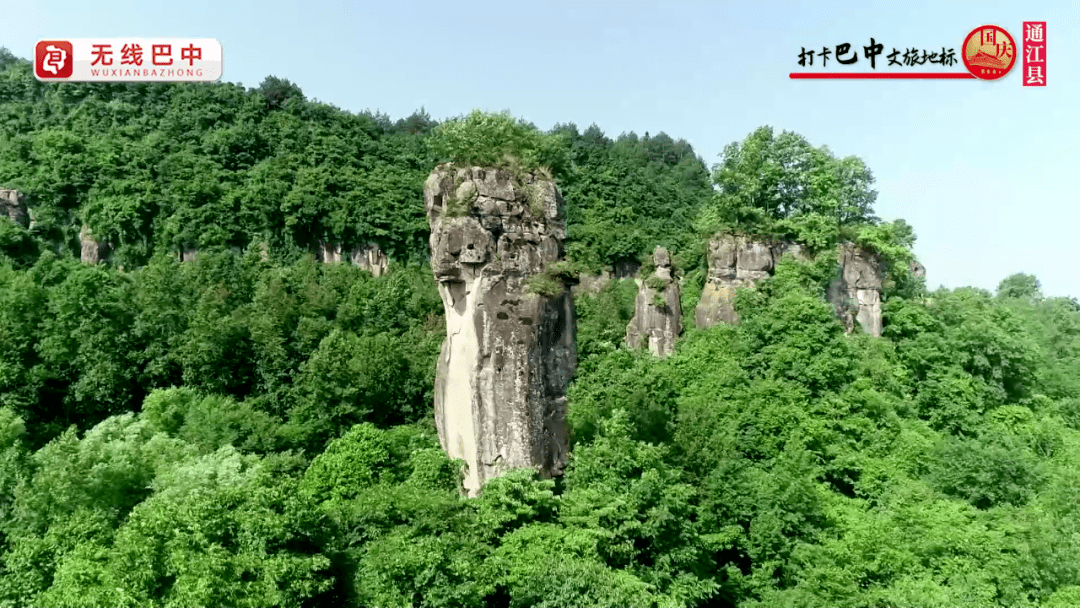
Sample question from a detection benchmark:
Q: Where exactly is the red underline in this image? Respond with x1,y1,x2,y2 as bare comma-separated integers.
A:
790,72,975,79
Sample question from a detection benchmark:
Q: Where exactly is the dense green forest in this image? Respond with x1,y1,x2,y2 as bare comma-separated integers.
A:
2,47,1080,607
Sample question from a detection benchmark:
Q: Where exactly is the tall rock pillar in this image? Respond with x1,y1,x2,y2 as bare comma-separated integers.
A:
626,246,681,356
827,243,884,336
79,225,108,264
425,165,576,496
0,190,29,228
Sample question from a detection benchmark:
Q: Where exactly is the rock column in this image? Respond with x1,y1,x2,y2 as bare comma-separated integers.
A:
79,225,108,264
0,190,29,228
425,165,576,496
626,246,682,356
827,243,884,336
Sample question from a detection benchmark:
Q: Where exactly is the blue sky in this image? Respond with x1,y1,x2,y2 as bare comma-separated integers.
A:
6,0,1078,296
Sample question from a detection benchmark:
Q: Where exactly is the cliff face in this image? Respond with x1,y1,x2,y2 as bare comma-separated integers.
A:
827,243,883,337
317,241,389,276
909,260,926,278
695,233,884,336
694,233,807,327
572,261,640,296
626,246,681,357
0,190,29,228
425,165,575,496
79,225,108,265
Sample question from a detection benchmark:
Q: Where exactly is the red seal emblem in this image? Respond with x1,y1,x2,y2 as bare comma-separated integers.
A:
962,25,1016,80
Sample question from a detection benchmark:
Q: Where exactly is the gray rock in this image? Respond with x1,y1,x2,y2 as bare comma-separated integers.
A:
426,165,575,496
694,233,883,336
827,243,884,336
909,260,926,278
572,271,612,296
613,259,640,279
181,248,198,262
0,190,29,228
319,240,391,276
695,233,783,327
626,246,682,357
79,225,108,264
318,241,343,264
350,242,389,277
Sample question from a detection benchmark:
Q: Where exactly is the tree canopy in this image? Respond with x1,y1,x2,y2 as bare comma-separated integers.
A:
698,126,880,251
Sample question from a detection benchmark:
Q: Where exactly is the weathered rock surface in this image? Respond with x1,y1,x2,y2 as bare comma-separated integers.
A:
695,233,883,335
180,248,198,262
425,165,576,496
318,241,343,264
694,233,806,327
350,243,389,277
79,225,108,264
626,246,681,357
613,259,640,279
318,241,389,276
0,190,29,228
909,260,926,278
572,271,612,296
827,243,884,336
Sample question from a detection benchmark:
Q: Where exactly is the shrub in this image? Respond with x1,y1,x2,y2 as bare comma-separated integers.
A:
526,273,564,298
429,110,569,176
644,275,667,292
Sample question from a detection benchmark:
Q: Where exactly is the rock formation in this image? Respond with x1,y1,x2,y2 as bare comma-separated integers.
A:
318,241,343,264
612,259,640,279
626,246,681,356
571,259,641,297
180,248,198,262
694,232,884,336
909,260,926,278
318,240,389,276
572,272,612,296
350,243,389,277
79,225,108,264
425,165,576,496
827,243,883,337
695,233,806,327
0,190,29,228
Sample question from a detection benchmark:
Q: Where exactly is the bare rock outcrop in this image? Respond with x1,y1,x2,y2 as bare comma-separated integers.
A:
350,243,389,277
318,241,343,264
694,233,806,327
909,260,926,278
318,240,389,276
827,243,884,336
572,258,642,297
79,225,108,264
626,246,681,356
572,271,612,296
425,165,576,496
694,232,885,336
0,190,29,228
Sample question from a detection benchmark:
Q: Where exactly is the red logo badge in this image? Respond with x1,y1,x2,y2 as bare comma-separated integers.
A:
35,40,74,79
962,25,1016,80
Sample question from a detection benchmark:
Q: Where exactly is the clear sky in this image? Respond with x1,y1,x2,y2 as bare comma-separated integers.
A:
6,0,1079,297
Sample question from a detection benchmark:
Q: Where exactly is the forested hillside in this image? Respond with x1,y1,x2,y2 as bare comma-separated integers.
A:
2,47,1080,608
